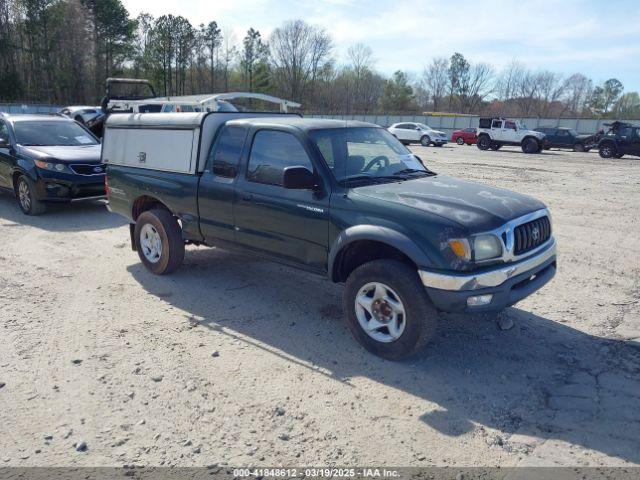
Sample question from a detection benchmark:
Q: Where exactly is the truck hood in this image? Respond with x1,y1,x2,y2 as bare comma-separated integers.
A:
353,175,546,231
18,144,102,163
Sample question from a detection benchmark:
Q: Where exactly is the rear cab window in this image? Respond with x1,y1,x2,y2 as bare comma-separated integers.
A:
207,125,247,178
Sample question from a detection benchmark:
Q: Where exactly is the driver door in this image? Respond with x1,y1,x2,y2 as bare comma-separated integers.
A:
233,128,330,271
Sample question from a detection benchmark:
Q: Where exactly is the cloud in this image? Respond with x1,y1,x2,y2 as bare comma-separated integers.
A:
121,0,640,90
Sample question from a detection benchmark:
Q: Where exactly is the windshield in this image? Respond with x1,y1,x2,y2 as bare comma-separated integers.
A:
416,123,431,130
517,120,528,130
14,121,99,146
310,127,430,183
568,129,578,136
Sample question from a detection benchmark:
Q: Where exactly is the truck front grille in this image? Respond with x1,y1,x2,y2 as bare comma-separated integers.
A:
514,216,551,255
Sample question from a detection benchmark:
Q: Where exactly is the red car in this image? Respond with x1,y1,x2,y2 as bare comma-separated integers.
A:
451,128,477,145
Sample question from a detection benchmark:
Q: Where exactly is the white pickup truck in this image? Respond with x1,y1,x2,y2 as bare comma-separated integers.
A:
476,117,547,154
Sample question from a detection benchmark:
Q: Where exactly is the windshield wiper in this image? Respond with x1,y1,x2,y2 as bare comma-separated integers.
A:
393,168,436,176
340,175,400,186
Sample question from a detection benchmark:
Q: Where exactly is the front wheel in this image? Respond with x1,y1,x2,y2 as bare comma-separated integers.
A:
420,135,431,147
573,143,585,152
522,138,540,154
343,259,438,360
599,143,616,158
477,135,491,150
456,137,464,145
16,175,46,215
134,209,185,275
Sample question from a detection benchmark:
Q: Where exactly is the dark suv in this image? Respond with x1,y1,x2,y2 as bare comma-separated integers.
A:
598,121,640,159
534,126,597,152
0,114,106,215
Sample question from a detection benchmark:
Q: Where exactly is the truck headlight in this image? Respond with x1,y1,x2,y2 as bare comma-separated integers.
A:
473,234,503,261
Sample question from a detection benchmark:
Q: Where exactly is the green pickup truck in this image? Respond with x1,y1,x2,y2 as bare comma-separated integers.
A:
103,112,557,359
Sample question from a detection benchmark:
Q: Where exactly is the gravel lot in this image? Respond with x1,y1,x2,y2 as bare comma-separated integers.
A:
0,144,639,468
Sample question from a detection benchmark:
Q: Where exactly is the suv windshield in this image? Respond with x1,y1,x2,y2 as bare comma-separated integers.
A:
310,127,430,183
14,121,99,146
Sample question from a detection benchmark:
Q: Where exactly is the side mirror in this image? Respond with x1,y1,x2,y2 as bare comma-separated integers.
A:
0,137,10,148
283,166,315,190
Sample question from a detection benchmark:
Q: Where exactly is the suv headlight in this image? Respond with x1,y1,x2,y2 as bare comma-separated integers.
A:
473,234,503,261
35,160,71,173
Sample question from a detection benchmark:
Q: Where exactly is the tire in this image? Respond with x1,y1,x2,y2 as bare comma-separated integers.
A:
456,137,464,145
521,137,539,154
343,259,438,360
134,208,185,275
573,143,585,152
420,135,431,147
16,175,46,215
490,142,501,151
477,135,491,150
599,143,616,159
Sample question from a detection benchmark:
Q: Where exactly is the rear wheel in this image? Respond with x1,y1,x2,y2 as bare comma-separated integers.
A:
343,259,438,360
420,135,431,147
456,137,464,145
522,137,539,154
599,143,616,158
16,175,46,215
477,135,491,150
134,209,185,275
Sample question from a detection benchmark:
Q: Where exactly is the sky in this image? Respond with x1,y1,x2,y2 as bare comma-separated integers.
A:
121,0,640,92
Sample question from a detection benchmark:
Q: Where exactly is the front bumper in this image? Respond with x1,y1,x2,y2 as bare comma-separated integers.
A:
35,171,106,202
419,240,556,312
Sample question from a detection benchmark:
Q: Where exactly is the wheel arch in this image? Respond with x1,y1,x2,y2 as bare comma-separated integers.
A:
131,194,173,221
329,225,434,283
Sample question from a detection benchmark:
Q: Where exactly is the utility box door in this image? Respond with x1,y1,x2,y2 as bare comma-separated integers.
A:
102,127,199,174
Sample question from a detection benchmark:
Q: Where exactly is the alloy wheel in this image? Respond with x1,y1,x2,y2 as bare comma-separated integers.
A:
354,282,406,343
18,180,31,212
140,223,163,263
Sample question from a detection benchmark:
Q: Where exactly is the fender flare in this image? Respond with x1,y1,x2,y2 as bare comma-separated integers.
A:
328,224,435,282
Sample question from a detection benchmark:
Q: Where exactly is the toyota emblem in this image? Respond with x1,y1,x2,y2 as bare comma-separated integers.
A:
531,226,540,242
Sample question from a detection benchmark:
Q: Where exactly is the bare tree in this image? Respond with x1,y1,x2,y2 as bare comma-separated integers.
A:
422,57,448,111
562,73,592,116
269,19,332,103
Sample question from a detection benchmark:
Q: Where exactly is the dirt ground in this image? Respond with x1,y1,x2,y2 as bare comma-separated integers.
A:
0,144,639,468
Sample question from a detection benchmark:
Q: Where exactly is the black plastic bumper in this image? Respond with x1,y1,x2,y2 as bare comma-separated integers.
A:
35,174,106,202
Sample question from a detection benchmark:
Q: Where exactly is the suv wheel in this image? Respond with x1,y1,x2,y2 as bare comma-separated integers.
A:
343,259,438,360
16,175,46,215
599,143,615,158
477,135,491,150
134,208,185,275
522,137,539,154
456,137,464,145
420,135,431,147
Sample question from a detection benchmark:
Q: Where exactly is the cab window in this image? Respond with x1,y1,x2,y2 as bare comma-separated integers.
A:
492,119,503,129
504,120,516,130
207,126,246,178
246,130,313,186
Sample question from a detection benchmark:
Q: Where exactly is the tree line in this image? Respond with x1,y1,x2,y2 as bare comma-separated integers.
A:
1,0,639,118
